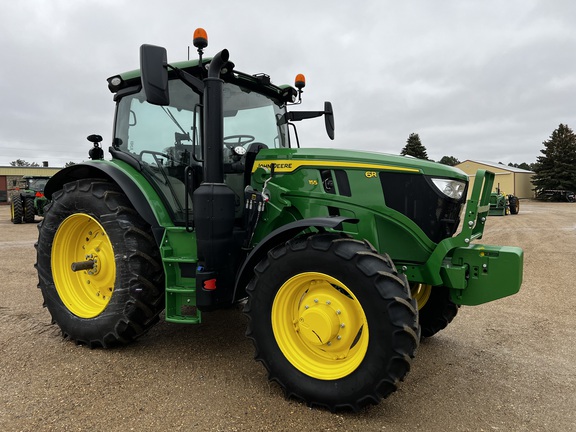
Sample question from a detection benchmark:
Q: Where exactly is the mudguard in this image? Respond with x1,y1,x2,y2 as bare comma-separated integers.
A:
232,216,358,302
44,162,161,239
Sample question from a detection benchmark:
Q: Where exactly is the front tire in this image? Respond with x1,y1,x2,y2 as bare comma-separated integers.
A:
412,284,458,338
11,198,23,224
36,179,165,347
245,233,419,411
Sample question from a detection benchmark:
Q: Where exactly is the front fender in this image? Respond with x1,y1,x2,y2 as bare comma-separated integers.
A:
233,216,358,302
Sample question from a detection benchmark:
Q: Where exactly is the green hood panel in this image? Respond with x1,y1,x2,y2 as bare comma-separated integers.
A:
253,148,468,180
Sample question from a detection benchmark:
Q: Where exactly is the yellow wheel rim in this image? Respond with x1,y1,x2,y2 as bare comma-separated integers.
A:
52,213,116,318
411,283,432,310
272,272,368,380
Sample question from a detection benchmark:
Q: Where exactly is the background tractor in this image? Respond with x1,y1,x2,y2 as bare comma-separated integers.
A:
36,29,523,411
10,176,50,224
489,184,520,216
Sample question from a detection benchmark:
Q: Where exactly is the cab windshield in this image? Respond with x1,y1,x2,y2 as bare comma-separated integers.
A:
113,79,289,223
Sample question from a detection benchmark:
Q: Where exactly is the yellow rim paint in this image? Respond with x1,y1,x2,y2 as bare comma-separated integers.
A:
52,213,116,318
272,272,369,380
253,159,420,173
411,283,432,310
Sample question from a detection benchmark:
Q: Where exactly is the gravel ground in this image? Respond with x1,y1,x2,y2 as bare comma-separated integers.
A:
1,201,575,432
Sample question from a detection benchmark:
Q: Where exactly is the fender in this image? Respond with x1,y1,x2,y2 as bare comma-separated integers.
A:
233,216,358,302
44,162,162,242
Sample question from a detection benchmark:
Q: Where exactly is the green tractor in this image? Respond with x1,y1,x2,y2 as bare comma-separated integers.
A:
36,30,523,411
489,184,520,216
11,176,50,224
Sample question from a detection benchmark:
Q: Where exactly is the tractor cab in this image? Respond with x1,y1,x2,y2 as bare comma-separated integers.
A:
107,36,332,228
19,176,49,194
110,75,290,224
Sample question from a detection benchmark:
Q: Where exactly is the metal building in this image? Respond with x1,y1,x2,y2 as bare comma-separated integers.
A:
455,160,535,199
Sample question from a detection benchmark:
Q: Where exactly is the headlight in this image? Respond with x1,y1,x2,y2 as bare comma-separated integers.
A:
431,178,466,200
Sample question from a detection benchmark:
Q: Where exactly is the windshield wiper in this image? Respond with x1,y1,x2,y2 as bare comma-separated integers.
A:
161,106,188,137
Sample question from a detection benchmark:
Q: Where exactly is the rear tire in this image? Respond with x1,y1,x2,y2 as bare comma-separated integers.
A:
24,196,35,223
509,195,520,215
412,284,458,338
11,198,23,224
36,179,165,347
245,233,419,411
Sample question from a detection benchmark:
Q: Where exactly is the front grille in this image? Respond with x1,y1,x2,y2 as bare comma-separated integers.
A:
379,172,466,243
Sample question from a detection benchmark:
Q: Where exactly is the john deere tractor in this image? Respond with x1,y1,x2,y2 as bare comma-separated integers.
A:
36,29,523,411
10,176,50,224
489,184,520,216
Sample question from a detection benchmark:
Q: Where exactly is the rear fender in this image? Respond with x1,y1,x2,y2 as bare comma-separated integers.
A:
44,162,165,244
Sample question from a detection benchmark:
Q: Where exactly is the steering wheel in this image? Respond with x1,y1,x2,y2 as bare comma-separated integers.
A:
223,134,255,147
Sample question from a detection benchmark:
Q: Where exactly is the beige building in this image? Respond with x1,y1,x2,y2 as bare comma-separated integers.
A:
0,166,62,204
455,160,535,199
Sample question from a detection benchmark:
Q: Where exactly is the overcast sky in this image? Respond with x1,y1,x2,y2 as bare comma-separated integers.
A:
1,0,575,167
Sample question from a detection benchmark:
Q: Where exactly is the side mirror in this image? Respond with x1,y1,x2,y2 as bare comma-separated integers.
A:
324,101,335,140
140,44,170,106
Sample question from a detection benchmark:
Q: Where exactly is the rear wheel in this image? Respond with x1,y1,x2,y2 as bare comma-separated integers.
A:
36,179,165,347
24,196,35,223
509,195,520,215
245,233,419,411
412,283,458,338
10,198,23,224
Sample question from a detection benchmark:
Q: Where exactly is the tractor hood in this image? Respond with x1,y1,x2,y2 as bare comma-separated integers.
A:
252,147,468,180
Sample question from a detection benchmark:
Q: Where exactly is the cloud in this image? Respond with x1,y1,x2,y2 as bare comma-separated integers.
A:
0,0,575,166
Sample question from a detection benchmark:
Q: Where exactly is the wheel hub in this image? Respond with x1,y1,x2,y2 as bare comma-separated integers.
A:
52,213,116,318
272,272,368,380
298,304,340,346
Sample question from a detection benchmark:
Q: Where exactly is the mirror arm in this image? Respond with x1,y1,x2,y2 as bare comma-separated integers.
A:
171,66,205,92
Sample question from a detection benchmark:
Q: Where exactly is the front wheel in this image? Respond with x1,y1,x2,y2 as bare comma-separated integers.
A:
245,233,419,411
10,198,22,224
36,179,165,347
412,283,458,338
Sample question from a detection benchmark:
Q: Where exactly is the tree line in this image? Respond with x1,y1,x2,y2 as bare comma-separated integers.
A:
9,159,76,168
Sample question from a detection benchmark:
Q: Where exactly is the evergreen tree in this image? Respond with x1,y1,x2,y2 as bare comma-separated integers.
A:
401,133,429,160
438,155,460,166
532,124,576,192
